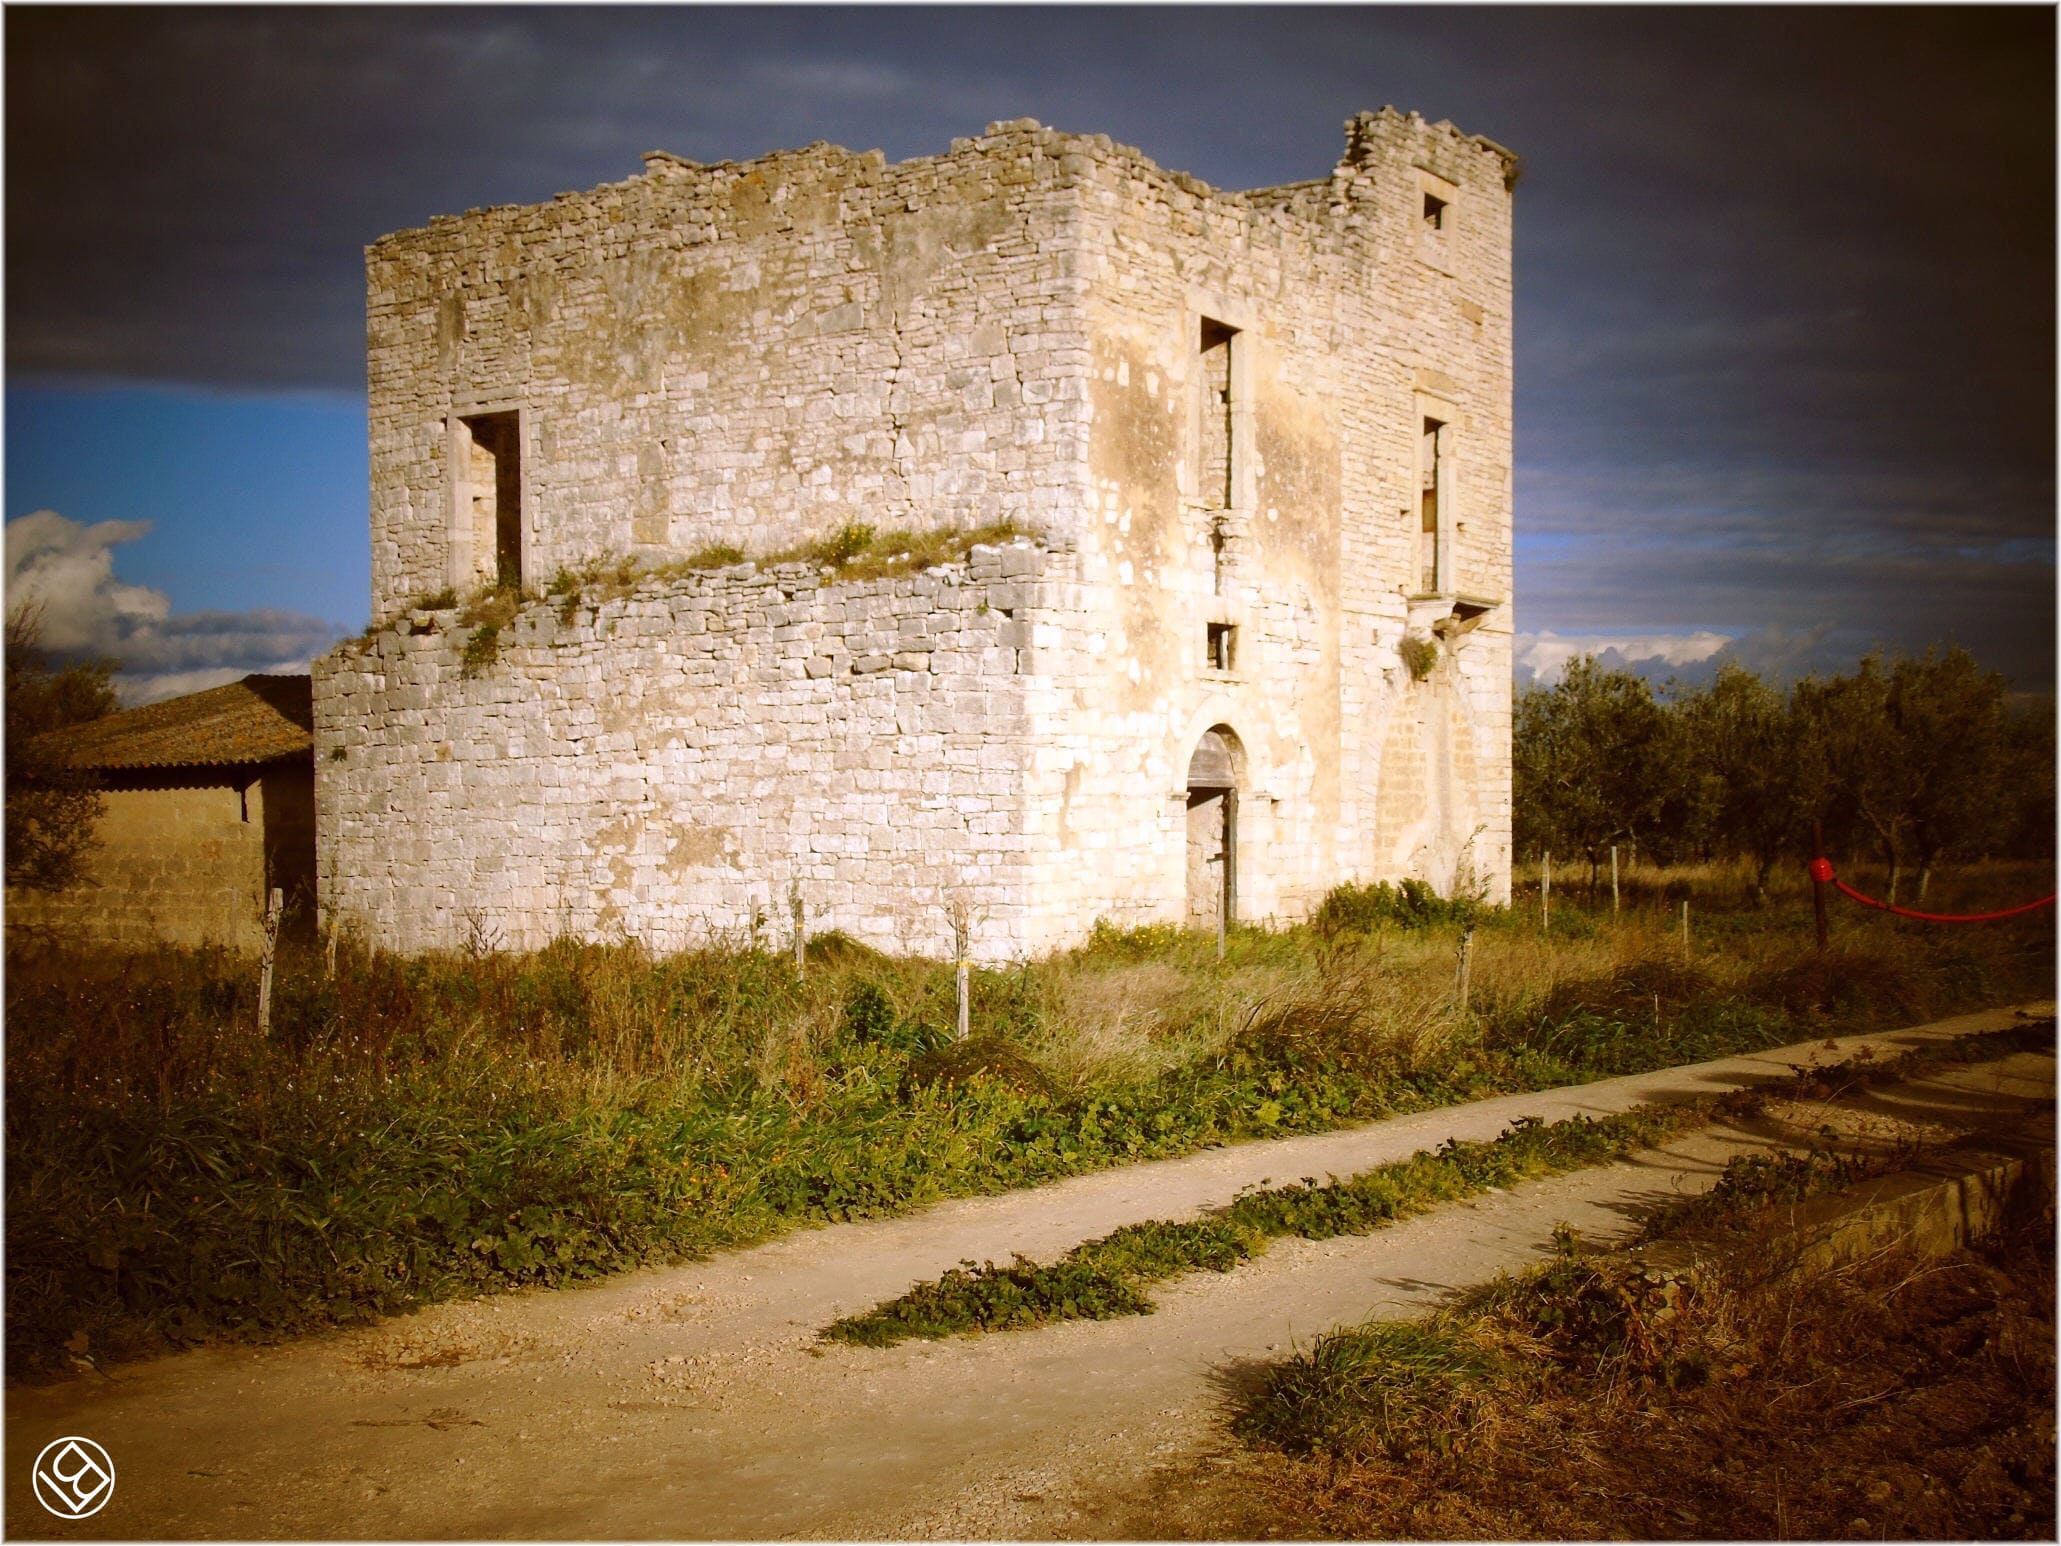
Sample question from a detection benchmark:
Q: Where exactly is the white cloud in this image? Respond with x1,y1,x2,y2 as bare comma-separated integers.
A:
1515,628,1731,686
4,510,343,704
4,509,168,652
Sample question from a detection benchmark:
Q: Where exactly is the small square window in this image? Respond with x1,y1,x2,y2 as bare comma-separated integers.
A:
1206,622,1237,672
1423,192,1447,231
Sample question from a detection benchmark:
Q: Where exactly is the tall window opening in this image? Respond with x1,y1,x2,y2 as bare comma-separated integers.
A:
457,410,523,590
1419,414,1447,594
1198,318,1236,511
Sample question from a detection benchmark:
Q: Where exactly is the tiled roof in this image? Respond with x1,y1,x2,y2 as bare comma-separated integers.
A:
41,674,313,771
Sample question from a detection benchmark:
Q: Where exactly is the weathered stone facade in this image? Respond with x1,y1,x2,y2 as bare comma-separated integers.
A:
8,673,318,951
5,770,315,950
317,110,1516,960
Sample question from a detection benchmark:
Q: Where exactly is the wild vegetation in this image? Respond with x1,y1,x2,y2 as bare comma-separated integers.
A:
3,606,118,890
823,1023,2046,1347
824,1104,1705,1347
387,518,1032,658
8,861,2050,1378
1518,650,2054,900
1221,1096,2055,1540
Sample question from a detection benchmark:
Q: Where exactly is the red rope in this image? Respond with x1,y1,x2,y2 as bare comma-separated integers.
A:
1810,858,2056,922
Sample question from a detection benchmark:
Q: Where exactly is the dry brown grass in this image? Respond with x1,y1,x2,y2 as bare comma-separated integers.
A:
760,518,1027,580
1214,1191,2057,1541
1295,1229,2047,1538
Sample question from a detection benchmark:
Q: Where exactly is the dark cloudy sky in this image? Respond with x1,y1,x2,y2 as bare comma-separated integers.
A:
5,5,2053,700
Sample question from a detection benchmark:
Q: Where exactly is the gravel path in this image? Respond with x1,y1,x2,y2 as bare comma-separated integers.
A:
7,1003,2049,1541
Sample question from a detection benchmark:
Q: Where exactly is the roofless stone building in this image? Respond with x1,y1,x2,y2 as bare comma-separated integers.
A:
313,111,1516,959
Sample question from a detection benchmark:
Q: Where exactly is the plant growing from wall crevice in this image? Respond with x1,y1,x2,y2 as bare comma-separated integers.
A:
1399,633,1439,681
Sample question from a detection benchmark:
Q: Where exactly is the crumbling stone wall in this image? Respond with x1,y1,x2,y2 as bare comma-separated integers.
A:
318,543,1048,958
324,110,1516,958
367,130,1093,619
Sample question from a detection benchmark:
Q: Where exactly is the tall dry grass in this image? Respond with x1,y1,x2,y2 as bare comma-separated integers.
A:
6,865,2050,1376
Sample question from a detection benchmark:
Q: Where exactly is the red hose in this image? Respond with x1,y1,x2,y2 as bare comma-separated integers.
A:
1815,862,2056,923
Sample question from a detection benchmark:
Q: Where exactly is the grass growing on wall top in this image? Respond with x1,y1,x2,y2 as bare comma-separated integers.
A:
6,862,2051,1377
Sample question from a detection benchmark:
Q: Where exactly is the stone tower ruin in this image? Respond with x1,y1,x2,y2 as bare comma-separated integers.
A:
313,110,1517,959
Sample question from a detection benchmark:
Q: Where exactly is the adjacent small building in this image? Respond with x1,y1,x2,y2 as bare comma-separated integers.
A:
5,674,316,950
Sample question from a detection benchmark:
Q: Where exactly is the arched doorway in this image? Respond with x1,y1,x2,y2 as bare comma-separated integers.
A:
1185,726,1240,928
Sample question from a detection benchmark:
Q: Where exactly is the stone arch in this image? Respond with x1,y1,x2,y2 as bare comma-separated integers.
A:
1185,723,1244,928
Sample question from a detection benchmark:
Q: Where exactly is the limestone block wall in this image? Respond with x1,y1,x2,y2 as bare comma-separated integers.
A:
336,111,1517,959
3,765,315,950
1011,567,1344,949
1021,110,1515,927
316,545,1049,959
366,122,1095,620
1325,110,1516,901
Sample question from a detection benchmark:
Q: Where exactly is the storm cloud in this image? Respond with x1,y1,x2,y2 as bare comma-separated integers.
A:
6,7,2053,684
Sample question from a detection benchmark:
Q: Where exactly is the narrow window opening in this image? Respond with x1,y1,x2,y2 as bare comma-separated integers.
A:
1210,517,1228,596
1206,622,1237,672
1198,318,1236,512
1419,415,1445,594
1422,192,1447,231
458,410,523,590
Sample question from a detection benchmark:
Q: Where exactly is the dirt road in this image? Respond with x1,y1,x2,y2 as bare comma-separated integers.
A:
8,1005,2050,1540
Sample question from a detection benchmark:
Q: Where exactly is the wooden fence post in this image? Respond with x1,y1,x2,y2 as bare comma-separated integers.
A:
1542,852,1552,932
1456,927,1475,1020
258,887,283,1037
950,901,972,1041
1610,845,1620,917
790,878,806,981
1680,898,1690,957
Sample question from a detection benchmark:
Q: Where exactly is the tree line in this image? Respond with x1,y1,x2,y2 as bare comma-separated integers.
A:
1514,648,2055,902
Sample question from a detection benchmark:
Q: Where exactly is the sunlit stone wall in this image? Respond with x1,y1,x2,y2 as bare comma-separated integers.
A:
321,111,1515,959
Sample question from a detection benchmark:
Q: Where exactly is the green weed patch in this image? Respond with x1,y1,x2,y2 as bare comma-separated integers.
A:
820,1103,1703,1347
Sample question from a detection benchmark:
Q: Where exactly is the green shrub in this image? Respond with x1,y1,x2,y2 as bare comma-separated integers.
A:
681,543,747,569
1241,1319,1504,1458
1314,879,1472,935
460,624,502,676
821,522,876,565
